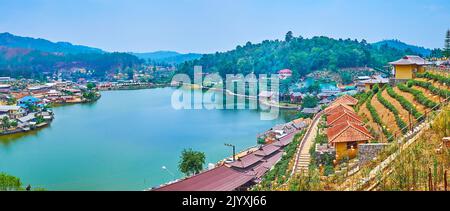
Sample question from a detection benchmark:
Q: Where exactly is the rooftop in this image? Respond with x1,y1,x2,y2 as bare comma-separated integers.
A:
327,121,374,144
153,165,254,191
389,55,431,66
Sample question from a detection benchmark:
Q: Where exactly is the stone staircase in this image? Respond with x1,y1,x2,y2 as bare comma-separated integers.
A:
293,112,322,175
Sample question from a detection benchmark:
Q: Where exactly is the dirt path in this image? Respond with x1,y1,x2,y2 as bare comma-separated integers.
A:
371,93,399,140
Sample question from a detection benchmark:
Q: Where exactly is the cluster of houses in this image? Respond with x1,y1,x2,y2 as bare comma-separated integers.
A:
153,117,312,191
258,118,311,144
0,77,100,135
314,95,374,161
97,81,155,91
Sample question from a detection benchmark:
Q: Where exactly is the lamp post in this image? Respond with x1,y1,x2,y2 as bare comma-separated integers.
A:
162,166,175,179
225,143,236,161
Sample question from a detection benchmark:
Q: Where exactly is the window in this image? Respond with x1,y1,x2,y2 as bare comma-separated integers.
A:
347,142,358,150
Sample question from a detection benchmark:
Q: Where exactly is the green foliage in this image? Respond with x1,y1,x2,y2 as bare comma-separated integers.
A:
178,35,409,80
302,95,318,108
355,91,371,112
0,173,22,191
340,72,353,84
83,92,98,101
255,131,305,190
178,149,206,176
386,85,423,120
86,82,96,90
410,79,450,99
397,83,438,109
0,47,143,79
376,87,408,134
323,165,335,176
307,81,321,93
366,91,393,142
416,72,450,86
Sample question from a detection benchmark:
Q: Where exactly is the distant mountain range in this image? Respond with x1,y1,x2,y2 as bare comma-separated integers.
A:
132,51,203,64
373,39,432,57
0,32,437,80
0,32,104,55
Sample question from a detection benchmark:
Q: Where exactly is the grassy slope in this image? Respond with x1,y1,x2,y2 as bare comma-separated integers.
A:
378,106,449,191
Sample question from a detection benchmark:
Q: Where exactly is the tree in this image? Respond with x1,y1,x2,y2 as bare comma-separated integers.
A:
285,31,294,42
302,95,318,108
341,72,353,85
86,82,96,90
178,149,206,176
445,29,450,58
2,116,10,130
307,81,321,94
0,173,22,191
10,121,18,128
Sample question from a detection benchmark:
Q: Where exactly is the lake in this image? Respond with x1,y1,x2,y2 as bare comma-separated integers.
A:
0,88,288,190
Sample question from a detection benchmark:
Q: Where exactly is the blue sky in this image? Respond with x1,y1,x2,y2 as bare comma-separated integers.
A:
0,0,449,53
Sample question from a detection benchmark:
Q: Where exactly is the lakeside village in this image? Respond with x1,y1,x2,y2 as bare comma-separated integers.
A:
153,55,450,191
0,64,176,136
0,78,100,135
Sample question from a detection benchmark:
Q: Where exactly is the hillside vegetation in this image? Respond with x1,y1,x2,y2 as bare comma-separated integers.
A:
177,33,413,80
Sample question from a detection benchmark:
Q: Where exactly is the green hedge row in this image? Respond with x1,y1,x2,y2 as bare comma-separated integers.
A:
397,83,438,109
408,80,450,100
416,72,450,86
386,85,423,121
376,89,408,134
366,90,393,142
355,91,373,112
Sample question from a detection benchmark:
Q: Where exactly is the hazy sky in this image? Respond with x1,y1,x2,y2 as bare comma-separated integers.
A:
0,0,449,53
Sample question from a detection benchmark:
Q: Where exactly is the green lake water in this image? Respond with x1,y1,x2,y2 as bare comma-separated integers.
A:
0,88,288,190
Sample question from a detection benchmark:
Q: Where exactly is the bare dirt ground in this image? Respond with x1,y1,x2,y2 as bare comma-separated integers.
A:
358,100,386,142
371,94,400,139
381,89,414,125
412,86,443,103
393,87,427,114
415,78,448,90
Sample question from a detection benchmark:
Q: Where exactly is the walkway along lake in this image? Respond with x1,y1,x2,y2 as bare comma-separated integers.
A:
0,88,289,190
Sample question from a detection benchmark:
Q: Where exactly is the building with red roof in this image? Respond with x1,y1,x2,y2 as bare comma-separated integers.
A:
331,95,358,107
327,121,373,160
278,69,292,80
327,109,363,126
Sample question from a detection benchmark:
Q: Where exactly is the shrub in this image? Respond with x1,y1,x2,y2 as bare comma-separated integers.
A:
410,80,450,100
386,85,423,121
397,83,438,109
366,92,393,141
416,72,450,86
377,89,408,134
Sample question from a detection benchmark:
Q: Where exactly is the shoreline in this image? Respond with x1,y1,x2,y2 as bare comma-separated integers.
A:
0,94,101,137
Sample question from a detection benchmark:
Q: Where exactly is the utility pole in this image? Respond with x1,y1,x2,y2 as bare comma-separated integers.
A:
409,108,413,132
225,143,236,161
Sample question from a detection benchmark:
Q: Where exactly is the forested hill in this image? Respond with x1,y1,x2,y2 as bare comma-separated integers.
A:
0,32,104,54
177,34,415,80
132,51,203,64
373,39,432,57
0,46,142,79
0,33,143,79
